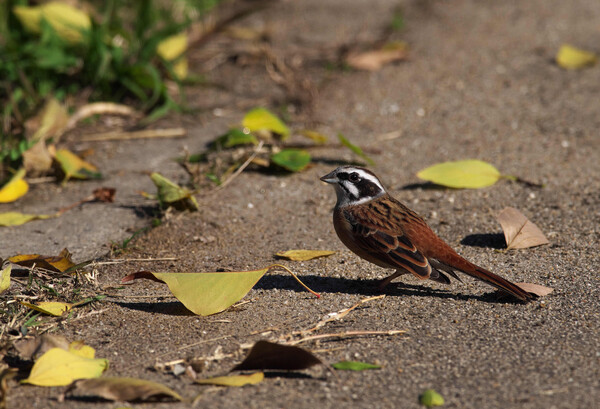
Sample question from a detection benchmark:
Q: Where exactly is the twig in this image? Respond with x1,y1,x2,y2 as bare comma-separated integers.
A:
81,128,186,142
300,295,385,334
66,102,140,131
214,140,264,191
288,330,406,346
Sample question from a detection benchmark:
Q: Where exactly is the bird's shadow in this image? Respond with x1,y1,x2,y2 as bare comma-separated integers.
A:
255,274,525,305
461,233,507,249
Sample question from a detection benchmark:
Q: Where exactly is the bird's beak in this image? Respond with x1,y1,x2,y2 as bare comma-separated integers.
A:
320,170,338,184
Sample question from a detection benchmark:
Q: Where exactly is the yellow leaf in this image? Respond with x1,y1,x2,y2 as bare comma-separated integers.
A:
556,44,598,69
55,149,101,181
157,33,188,61
20,301,73,317
121,265,319,316
0,169,29,203
346,42,408,71
9,248,76,272
196,372,264,387
0,265,11,294
0,212,52,227
29,98,69,142
70,377,182,402
23,348,108,386
275,250,336,261
242,108,290,139
416,159,502,189
172,58,188,80
69,341,96,359
13,2,91,44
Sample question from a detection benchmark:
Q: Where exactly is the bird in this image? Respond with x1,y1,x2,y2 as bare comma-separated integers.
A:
320,165,534,301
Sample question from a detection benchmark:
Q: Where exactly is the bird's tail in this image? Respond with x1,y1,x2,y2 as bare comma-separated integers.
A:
468,264,535,302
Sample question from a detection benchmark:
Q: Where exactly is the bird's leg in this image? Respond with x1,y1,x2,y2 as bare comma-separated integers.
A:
378,270,406,290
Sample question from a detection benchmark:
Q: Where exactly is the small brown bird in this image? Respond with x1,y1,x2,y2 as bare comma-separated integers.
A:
320,166,534,301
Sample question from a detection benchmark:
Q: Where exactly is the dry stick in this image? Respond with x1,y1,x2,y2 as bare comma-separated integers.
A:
213,140,264,191
288,330,406,346
300,295,385,334
81,127,187,142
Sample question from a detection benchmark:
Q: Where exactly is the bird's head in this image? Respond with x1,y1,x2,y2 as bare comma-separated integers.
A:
320,166,386,207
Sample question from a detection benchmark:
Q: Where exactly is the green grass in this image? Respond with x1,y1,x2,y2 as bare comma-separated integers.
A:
0,0,220,174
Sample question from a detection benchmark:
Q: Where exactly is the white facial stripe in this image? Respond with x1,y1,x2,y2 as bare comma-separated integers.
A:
352,169,384,191
341,180,359,198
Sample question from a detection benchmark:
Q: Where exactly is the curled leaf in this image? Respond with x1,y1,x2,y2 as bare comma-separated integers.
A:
150,172,199,211
234,341,322,371
496,207,549,250
242,108,290,139
68,377,182,402
556,44,598,69
420,389,445,407
9,248,76,272
417,159,501,188
0,212,52,227
23,348,108,386
271,149,311,172
196,372,264,387
55,149,101,182
332,361,381,371
275,250,336,261
0,169,29,203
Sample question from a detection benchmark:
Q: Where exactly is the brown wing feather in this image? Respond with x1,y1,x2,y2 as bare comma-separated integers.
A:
343,196,432,280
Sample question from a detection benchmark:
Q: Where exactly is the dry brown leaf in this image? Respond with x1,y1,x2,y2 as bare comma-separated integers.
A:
346,42,408,71
66,377,182,402
23,139,54,175
515,282,554,297
8,248,76,272
233,340,322,371
496,207,549,250
14,334,70,360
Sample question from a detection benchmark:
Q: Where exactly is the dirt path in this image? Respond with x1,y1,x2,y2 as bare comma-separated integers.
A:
4,0,599,407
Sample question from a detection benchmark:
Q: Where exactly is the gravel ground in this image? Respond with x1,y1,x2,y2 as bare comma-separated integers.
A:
2,0,599,408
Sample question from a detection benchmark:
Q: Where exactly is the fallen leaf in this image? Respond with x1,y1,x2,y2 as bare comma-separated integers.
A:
275,250,336,261
213,128,258,149
20,301,73,317
14,335,71,360
417,159,502,188
26,97,69,143
121,265,319,316
23,140,54,175
515,282,554,297
270,149,311,172
9,248,76,272
556,44,598,69
0,212,52,227
67,377,182,402
496,207,549,250
196,372,264,387
12,1,91,43
420,389,445,407
347,42,408,71
150,172,199,211
157,32,188,79
338,134,375,165
242,108,290,140
55,149,101,182
93,187,116,203
332,361,381,371
233,341,322,371
0,265,11,294
23,348,108,386
300,130,328,144
0,169,29,203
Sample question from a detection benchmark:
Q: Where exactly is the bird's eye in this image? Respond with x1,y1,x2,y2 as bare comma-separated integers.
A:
349,172,360,182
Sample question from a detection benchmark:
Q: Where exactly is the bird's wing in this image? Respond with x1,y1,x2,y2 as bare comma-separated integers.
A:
344,204,432,280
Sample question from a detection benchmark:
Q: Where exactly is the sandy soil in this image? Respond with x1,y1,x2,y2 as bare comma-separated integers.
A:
2,0,599,408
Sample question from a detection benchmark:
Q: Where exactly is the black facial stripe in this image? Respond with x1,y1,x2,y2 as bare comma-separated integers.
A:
356,179,382,198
